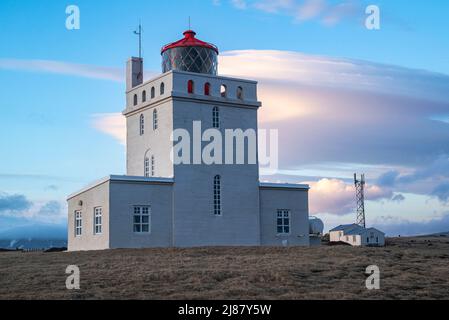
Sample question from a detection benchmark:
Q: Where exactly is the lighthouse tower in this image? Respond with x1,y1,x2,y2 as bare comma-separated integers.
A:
124,30,262,246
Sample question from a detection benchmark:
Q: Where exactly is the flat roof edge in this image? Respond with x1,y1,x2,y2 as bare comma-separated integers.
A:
67,175,174,200
259,182,310,190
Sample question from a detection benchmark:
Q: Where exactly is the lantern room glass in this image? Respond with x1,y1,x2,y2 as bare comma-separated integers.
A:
162,46,218,75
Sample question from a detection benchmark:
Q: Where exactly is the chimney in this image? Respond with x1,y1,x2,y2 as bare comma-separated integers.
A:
126,57,143,91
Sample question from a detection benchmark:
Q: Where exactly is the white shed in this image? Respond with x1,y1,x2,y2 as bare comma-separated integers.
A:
329,224,385,247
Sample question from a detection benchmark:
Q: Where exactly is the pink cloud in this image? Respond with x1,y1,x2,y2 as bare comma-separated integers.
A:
307,178,392,215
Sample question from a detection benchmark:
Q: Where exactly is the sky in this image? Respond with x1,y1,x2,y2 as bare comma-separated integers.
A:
1,0,449,237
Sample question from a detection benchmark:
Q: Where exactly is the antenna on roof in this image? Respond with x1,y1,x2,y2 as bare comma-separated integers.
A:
134,22,143,59
188,16,191,30
354,173,366,228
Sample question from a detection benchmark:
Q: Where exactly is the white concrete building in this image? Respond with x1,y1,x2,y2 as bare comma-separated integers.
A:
329,224,385,247
67,30,321,251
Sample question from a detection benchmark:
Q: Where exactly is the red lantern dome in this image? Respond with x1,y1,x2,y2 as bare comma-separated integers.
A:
161,30,219,75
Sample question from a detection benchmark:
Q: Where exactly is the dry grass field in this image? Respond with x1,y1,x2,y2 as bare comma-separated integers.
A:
1,237,448,300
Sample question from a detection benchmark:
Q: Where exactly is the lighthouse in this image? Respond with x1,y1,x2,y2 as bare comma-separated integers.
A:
67,30,313,251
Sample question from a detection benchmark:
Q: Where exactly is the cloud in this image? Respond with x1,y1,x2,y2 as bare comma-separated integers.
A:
307,178,392,215
372,213,449,237
0,58,123,82
37,201,64,222
227,0,362,25
231,0,247,9
0,193,32,213
91,113,126,145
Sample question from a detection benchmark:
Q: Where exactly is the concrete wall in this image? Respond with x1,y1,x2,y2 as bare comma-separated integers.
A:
67,181,110,251
171,98,261,247
109,180,174,249
259,187,310,246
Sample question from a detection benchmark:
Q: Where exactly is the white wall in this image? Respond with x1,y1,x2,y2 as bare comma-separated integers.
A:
259,187,310,246
109,180,174,249
67,181,110,251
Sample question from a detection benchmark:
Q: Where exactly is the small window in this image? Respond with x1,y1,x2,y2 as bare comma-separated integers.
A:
144,157,150,177
376,237,379,243
153,109,158,130
133,94,138,106
345,236,349,242
142,90,147,103
277,210,291,235
214,175,221,216
151,155,155,177
367,237,370,243
220,85,227,98
140,114,145,136
353,235,356,242
75,211,82,237
237,86,243,100
188,80,194,94
204,82,211,96
212,107,220,129
151,87,155,99
94,207,102,235
133,206,151,233
160,82,165,95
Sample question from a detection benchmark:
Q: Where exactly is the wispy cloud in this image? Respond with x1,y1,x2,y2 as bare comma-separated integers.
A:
91,113,126,145
222,0,363,25
0,58,123,82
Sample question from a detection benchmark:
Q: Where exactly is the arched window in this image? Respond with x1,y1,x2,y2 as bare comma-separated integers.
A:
220,85,227,98
188,80,194,94
237,86,243,100
153,109,158,130
151,87,155,99
133,94,138,106
204,82,211,96
151,155,155,177
142,90,147,103
140,114,145,136
214,175,222,216
160,82,165,95
144,157,150,177
213,107,220,129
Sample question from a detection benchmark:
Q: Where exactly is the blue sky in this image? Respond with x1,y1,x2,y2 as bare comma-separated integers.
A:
1,0,449,236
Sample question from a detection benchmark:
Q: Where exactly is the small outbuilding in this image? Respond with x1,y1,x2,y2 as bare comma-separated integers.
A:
329,224,385,247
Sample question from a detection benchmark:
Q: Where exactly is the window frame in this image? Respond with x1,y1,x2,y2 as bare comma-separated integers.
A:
142,90,147,103
188,80,194,94
237,86,243,100
160,82,165,95
204,82,211,96
276,209,291,236
153,109,158,130
212,106,220,129
75,211,82,237
151,155,155,177
144,157,150,177
151,86,155,99
94,207,103,235
133,94,138,106
214,175,222,216
140,114,145,136
133,206,151,234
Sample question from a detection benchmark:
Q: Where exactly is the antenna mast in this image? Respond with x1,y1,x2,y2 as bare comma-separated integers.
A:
134,23,142,59
354,173,366,228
